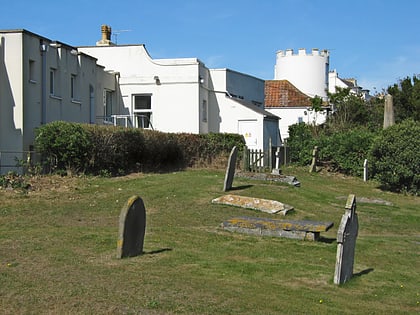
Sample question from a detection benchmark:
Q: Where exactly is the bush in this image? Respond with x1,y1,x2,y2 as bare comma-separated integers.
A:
319,129,377,176
370,120,420,194
287,123,316,165
287,123,377,176
84,125,146,175
35,122,245,175
35,121,91,174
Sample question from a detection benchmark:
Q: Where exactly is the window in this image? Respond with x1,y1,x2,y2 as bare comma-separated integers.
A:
29,60,36,83
71,75,76,99
202,99,207,123
133,94,152,128
104,90,113,117
49,69,55,95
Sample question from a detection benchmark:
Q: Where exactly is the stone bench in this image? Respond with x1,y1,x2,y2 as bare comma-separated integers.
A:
222,216,334,241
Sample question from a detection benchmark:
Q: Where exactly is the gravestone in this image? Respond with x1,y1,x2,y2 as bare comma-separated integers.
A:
271,147,281,175
334,194,359,285
223,146,238,192
117,195,146,258
212,194,294,215
363,159,368,182
383,94,395,129
309,146,318,173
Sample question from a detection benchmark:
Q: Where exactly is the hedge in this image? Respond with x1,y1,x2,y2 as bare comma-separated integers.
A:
35,122,245,175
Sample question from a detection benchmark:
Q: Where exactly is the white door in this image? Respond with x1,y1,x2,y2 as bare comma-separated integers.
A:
238,120,258,149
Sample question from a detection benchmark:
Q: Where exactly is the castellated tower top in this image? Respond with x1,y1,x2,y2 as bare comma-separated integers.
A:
274,48,330,99
276,48,330,57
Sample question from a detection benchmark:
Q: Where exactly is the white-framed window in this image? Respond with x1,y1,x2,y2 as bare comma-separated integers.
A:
133,94,152,128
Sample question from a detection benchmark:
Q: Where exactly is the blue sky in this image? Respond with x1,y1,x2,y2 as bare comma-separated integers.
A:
2,0,419,93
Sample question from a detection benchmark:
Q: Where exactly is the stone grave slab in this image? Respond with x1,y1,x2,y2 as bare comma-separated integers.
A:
334,194,359,284
212,194,294,215
222,216,333,241
223,146,238,192
117,195,146,258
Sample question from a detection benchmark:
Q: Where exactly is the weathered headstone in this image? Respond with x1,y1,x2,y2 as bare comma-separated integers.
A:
383,94,395,129
117,195,146,258
223,146,238,191
272,147,281,175
334,194,359,285
309,146,318,173
212,194,294,215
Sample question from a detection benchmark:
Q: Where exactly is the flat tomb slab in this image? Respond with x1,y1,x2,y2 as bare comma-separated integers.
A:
212,194,294,215
222,216,334,241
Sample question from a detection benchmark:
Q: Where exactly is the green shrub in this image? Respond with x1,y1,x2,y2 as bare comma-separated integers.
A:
319,129,377,176
287,123,316,165
370,120,420,194
35,121,91,174
35,122,245,175
84,125,146,175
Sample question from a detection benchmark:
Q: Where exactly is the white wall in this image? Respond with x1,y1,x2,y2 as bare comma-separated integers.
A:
267,107,327,140
79,45,204,133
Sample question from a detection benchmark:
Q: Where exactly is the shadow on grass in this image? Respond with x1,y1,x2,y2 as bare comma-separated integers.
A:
318,237,336,244
229,185,253,191
144,248,173,255
353,268,374,278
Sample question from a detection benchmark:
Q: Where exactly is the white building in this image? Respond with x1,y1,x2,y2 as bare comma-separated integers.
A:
0,26,280,173
0,29,120,174
79,26,280,151
329,69,372,101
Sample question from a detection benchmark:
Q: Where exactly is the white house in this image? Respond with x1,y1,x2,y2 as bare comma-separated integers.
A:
329,69,372,101
0,29,123,174
0,26,280,173
79,25,280,150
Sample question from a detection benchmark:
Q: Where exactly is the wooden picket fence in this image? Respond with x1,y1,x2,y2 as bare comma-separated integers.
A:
242,144,290,173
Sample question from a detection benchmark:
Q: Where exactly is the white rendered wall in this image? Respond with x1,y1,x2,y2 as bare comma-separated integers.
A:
274,48,329,99
266,107,327,140
79,45,203,133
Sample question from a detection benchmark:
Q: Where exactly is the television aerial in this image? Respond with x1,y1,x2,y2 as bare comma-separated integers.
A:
112,29,132,44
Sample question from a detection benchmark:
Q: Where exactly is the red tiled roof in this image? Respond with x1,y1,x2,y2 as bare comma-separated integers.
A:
264,80,312,108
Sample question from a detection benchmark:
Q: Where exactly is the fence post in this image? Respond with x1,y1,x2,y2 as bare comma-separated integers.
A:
243,147,249,171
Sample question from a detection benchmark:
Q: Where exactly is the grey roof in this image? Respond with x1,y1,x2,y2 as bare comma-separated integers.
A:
229,97,280,120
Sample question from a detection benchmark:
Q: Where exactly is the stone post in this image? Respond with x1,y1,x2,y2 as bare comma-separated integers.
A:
383,94,395,129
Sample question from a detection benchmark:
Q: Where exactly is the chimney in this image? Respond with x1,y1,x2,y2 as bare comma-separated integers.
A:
96,24,115,46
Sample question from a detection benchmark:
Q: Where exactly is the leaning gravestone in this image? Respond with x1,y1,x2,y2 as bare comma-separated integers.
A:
117,195,146,258
309,146,318,173
223,146,238,192
334,194,359,285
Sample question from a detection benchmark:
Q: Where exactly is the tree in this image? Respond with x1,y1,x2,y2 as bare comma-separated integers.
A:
387,75,420,122
325,87,371,132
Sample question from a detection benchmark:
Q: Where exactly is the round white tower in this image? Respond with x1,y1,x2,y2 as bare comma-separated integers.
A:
274,48,330,99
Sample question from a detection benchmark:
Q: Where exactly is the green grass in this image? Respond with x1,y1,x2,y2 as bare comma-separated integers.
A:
0,167,419,314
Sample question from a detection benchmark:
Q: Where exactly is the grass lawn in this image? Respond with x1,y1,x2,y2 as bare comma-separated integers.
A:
0,166,419,314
